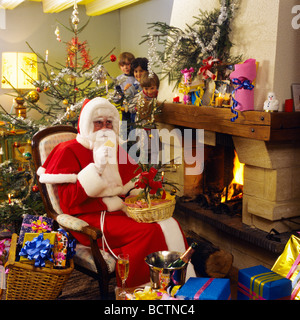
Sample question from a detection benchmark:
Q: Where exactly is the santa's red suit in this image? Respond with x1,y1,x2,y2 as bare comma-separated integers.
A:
37,97,195,287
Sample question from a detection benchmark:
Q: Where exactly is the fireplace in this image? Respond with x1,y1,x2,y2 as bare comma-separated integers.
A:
156,103,300,269
157,103,300,234
191,136,244,217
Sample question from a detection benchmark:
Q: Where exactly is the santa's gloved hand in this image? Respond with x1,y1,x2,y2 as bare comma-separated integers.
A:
93,145,111,174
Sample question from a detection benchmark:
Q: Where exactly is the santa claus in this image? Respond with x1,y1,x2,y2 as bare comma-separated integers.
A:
37,97,195,287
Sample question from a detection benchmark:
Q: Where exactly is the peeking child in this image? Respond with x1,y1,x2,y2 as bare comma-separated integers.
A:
115,52,135,140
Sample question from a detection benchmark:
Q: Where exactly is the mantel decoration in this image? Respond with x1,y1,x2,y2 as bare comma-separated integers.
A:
142,0,242,92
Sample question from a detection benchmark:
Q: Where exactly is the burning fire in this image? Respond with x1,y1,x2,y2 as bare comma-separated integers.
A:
221,150,244,203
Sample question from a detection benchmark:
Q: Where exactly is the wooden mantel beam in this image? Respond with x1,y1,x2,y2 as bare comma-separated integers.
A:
155,103,300,142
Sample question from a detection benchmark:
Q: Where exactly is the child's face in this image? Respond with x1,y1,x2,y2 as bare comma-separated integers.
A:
134,66,146,82
143,86,158,98
119,61,131,75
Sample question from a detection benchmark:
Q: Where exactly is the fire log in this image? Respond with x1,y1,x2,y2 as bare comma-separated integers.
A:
186,231,233,278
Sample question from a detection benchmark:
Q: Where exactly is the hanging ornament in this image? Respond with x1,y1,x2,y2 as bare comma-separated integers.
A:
63,99,69,105
26,90,40,103
55,26,61,42
13,141,20,148
110,54,117,62
71,2,80,28
23,152,32,160
32,185,39,192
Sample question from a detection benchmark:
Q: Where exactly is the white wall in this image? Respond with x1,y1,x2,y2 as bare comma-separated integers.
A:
119,0,174,57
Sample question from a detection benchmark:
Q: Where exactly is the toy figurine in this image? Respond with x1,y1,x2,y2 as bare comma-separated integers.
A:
263,92,279,112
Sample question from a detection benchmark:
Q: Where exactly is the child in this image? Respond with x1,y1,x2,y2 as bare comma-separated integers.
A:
115,52,135,140
135,72,160,164
125,57,149,124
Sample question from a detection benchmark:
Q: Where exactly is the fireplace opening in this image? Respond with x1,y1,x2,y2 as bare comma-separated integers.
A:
195,134,244,216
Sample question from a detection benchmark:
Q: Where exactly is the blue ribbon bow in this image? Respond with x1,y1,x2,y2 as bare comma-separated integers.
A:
19,233,54,267
230,78,255,122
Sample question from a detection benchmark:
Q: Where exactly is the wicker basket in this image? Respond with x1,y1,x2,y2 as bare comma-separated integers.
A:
5,233,74,300
125,194,176,223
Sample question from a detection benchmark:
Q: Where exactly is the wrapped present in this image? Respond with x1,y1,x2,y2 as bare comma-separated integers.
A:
230,58,257,112
272,235,300,300
175,277,231,300
18,214,53,245
238,265,292,300
19,232,55,268
53,229,68,268
0,238,11,266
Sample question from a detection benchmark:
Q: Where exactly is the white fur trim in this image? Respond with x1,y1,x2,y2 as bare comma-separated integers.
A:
37,166,78,184
39,173,78,184
122,179,136,195
158,218,186,253
77,163,109,197
76,134,93,150
102,196,125,212
157,217,196,280
37,166,45,176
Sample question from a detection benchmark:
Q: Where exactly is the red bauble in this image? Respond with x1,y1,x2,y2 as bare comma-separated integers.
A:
110,54,117,62
13,141,20,148
37,87,42,92
32,185,39,192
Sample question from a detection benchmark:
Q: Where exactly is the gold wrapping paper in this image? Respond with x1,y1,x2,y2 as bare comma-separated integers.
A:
272,235,300,300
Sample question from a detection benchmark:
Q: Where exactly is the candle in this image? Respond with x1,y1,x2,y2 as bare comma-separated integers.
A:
161,171,164,182
45,50,49,63
215,93,224,107
18,110,21,118
8,194,11,204
105,80,108,94
173,96,180,103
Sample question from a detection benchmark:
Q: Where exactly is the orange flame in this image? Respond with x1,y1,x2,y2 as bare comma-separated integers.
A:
221,150,244,203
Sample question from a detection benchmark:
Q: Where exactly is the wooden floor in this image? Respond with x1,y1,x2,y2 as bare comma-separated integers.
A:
58,266,239,300
1,266,239,300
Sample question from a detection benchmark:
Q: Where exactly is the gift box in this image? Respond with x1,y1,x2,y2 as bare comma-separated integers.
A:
19,232,55,268
18,214,53,245
237,265,292,300
175,277,231,300
272,235,300,300
53,229,68,268
229,58,257,112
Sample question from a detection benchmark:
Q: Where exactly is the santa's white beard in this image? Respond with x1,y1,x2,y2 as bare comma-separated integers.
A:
92,130,123,196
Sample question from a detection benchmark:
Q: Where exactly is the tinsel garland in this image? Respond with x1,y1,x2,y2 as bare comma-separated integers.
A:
144,0,241,88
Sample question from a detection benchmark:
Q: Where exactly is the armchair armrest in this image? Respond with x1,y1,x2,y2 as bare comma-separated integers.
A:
56,214,102,241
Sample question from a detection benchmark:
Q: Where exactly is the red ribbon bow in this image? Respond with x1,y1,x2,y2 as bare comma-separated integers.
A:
135,167,162,195
198,56,220,80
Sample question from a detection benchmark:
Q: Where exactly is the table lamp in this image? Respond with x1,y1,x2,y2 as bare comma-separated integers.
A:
1,52,38,118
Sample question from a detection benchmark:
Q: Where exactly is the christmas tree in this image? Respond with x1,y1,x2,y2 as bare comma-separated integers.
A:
0,3,118,232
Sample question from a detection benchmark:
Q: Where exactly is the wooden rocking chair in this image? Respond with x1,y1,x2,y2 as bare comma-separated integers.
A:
31,125,116,299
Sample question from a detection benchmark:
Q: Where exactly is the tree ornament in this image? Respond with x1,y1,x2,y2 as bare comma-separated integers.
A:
13,141,20,148
26,90,40,103
110,54,117,62
55,26,61,42
32,185,39,192
63,99,69,105
23,152,32,160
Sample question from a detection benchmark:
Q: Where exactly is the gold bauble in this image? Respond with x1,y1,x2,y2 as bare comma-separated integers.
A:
26,90,40,103
63,99,69,105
